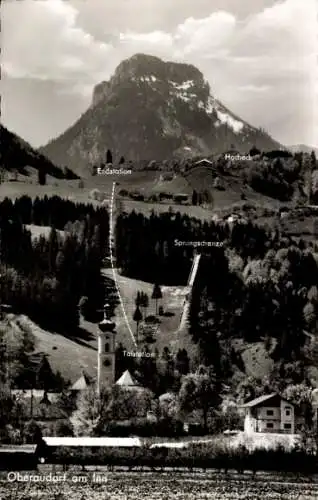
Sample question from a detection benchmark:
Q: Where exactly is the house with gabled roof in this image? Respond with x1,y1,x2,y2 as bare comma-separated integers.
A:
70,371,93,391
242,393,301,434
115,370,143,390
194,158,214,167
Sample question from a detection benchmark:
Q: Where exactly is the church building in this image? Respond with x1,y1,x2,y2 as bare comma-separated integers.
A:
97,303,116,393
71,303,142,395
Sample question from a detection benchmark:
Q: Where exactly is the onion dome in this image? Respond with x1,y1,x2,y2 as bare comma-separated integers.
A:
98,302,116,332
98,318,116,332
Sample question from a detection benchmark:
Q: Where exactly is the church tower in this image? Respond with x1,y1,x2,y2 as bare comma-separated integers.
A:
97,303,116,394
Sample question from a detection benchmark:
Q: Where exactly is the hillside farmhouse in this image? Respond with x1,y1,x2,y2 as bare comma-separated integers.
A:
242,393,304,434
194,159,214,167
159,173,175,181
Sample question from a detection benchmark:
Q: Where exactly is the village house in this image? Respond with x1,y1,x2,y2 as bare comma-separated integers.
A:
242,393,303,435
173,193,189,204
159,173,175,182
194,159,214,167
10,390,65,423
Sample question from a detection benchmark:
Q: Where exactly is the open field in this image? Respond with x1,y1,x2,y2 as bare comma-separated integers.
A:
1,175,317,240
25,225,65,239
102,268,197,356
8,315,97,383
0,179,108,206
1,471,318,499
233,340,275,379
122,198,213,220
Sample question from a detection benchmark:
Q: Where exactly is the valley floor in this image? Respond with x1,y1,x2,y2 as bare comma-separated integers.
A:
1,471,318,499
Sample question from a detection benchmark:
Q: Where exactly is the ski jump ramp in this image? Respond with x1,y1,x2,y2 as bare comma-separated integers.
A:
177,253,201,332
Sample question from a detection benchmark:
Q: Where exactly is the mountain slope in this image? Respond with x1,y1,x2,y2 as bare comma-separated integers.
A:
41,53,281,175
0,125,79,179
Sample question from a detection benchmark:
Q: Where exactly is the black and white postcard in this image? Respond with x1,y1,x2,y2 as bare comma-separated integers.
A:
1,0,318,498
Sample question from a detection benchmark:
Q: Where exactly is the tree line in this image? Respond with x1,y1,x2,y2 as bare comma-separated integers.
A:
114,207,317,396
189,240,318,393
0,195,109,332
115,210,227,284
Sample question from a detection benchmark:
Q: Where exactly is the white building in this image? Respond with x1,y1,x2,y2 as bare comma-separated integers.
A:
97,304,117,394
115,370,143,391
242,393,298,434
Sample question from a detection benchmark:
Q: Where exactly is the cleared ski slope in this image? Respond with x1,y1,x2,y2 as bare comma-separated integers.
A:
177,253,201,331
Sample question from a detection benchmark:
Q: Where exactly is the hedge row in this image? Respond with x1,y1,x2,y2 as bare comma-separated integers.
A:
47,444,317,474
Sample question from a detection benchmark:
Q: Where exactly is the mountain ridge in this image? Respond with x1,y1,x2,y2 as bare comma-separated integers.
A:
0,124,79,180
40,53,281,175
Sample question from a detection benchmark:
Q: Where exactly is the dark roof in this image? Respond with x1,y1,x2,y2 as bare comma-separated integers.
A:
242,393,294,408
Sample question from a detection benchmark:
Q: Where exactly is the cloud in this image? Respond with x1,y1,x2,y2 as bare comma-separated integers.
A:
174,12,236,56
2,0,114,82
117,11,236,62
118,30,174,59
3,0,314,89
238,85,272,93
119,31,173,46
2,0,317,146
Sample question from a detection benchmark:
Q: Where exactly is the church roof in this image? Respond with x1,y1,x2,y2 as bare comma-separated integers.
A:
70,373,92,391
115,370,140,388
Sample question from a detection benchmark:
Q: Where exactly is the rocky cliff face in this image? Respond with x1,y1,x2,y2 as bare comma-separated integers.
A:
40,53,280,175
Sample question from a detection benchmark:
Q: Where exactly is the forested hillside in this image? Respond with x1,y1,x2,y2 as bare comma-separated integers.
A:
0,125,79,181
0,146,317,398
115,208,318,392
0,196,109,331
94,148,318,208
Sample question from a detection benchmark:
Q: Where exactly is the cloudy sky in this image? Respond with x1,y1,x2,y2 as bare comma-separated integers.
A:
1,0,317,148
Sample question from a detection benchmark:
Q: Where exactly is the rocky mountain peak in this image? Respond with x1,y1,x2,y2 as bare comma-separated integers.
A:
41,54,280,174
113,53,204,83
91,53,210,108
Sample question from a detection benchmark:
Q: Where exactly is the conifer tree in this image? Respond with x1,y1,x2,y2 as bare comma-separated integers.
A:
106,149,113,164
38,169,46,186
36,355,55,390
140,292,149,317
192,190,198,206
135,291,142,307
